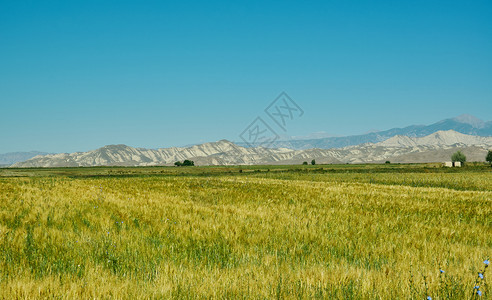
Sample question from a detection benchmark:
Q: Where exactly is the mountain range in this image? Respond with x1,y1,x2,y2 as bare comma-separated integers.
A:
11,130,492,167
245,114,492,149
0,151,49,167
3,114,492,167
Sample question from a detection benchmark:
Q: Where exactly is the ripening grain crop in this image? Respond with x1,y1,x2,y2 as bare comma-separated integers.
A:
0,168,490,299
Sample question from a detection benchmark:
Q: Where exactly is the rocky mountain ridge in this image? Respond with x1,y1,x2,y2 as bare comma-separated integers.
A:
11,130,492,167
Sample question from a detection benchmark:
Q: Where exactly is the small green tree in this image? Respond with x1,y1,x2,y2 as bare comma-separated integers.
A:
451,151,466,166
174,160,194,166
182,160,195,166
311,159,316,165
302,161,308,165
385,161,391,164
486,150,492,166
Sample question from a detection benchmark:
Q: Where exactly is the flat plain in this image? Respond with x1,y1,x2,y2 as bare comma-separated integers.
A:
0,164,490,299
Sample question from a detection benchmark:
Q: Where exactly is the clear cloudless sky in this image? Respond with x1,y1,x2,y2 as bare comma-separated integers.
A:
1,0,491,153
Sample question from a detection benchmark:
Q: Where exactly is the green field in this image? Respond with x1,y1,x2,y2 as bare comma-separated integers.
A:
0,164,491,299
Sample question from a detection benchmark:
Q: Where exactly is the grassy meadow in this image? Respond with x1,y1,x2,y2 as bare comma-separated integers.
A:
0,164,491,299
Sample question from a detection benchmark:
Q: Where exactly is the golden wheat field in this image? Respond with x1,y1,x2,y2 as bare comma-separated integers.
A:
0,165,491,299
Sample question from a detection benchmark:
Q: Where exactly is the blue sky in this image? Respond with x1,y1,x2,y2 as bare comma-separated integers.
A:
1,0,491,153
